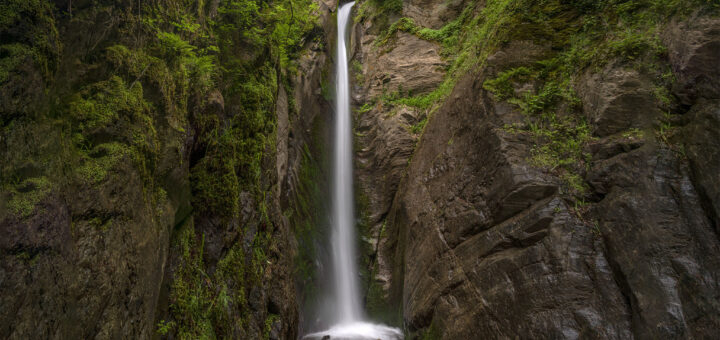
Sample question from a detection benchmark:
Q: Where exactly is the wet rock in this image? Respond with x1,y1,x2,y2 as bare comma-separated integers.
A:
590,146,720,338
366,9,720,336
0,161,171,339
382,71,632,339
682,100,720,232
352,14,447,306
579,66,662,136
665,16,720,103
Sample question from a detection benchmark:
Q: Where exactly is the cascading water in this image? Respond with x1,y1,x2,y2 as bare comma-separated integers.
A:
332,0,363,324
304,2,403,339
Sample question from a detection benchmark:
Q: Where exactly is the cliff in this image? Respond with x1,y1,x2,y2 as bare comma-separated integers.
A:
0,0,336,338
1,0,720,339
350,0,720,338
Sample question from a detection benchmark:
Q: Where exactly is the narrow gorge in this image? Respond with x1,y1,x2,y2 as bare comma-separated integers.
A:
1,0,719,339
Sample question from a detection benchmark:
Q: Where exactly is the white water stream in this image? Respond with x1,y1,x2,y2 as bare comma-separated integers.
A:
304,2,403,339
332,0,363,323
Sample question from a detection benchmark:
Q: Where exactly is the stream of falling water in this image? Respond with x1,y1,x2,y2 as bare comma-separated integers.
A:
332,0,362,323
304,2,403,339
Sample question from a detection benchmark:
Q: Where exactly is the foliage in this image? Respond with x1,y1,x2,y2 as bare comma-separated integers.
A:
1,0,320,336
482,67,532,100
369,0,717,194
6,176,52,218
0,0,59,85
166,223,236,338
356,102,375,115
356,0,404,32
352,60,364,83
410,117,428,134
375,17,418,46
137,0,320,337
68,76,150,132
67,76,157,186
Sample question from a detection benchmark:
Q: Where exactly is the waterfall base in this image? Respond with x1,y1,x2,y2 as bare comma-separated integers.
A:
303,322,403,340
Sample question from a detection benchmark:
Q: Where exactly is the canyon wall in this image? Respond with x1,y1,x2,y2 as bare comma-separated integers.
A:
0,0,335,338
2,0,720,339
351,0,720,338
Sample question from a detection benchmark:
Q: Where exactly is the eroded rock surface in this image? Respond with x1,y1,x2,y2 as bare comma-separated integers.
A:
354,4,720,339
580,66,662,136
351,13,447,305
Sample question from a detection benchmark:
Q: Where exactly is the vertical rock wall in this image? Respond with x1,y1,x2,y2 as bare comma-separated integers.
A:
0,0,335,338
352,1,720,338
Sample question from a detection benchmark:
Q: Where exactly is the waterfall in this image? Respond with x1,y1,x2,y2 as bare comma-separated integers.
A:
332,1,363,324
303,2,403,339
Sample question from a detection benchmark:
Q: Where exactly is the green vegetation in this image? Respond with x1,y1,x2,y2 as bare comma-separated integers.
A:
144,0,320,337
351,60,365,83
356,0,403,25
410,117,428,134
6,176,52,218
0,0,59,86
166,222,245,338
355,101,375,115
367,0,717,193
1,0,320,337
419,316,442,340
263,314,280,340
375,17,418,46
288,114,329,313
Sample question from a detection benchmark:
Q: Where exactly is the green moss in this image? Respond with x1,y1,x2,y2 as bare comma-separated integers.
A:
320,66,334,101
352,60,364,84
291,144,325,290
356,102,375,115
355,0,404,35
0,0,59,85
66,76,157,186
190,149,240,219
7,176,52,218
263,314,279,340
2,0,317,334
498,77,592,195
375,17,419,46
156,320,176,336
410,117,428,134
375,0,717,122
442,0,720,197
166,219,261,339
483,67,533,100
0,44,36,84
68,75,149,131
76,143,127,184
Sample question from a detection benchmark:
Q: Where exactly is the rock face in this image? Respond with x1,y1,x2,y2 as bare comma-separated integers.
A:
0,0,334,339
2,0,719,339
580,67,662,136
0,163,172,338
351,12,446,308
381,71,635,339
665,16,720,104
351,2,720,339
683,101,720,232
